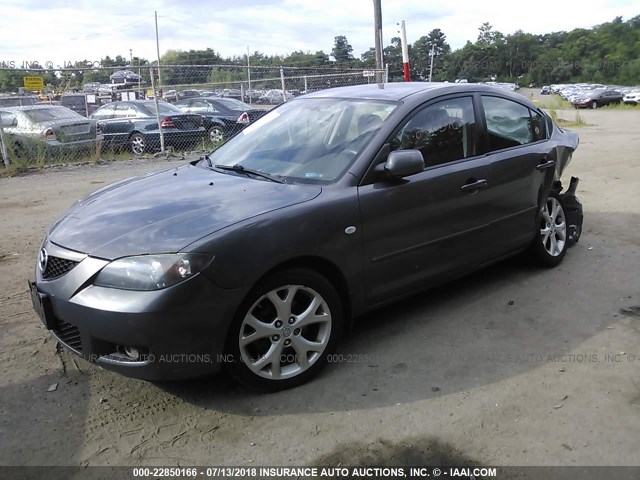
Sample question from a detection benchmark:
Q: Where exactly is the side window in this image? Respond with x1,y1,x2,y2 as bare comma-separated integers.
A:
391,96,476,167
114,103,136,118
530,109,547,141
190,100,212,113
482,96,533,150
92,104,116,119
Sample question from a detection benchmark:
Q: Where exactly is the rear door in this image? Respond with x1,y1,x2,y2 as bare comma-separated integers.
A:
358,95,500,306
479,95,553,255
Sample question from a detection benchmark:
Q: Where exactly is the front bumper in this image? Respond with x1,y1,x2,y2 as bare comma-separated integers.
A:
30,240,248,381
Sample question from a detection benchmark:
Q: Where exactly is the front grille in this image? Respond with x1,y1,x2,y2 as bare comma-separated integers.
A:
43,256,79,280
54,320,82,353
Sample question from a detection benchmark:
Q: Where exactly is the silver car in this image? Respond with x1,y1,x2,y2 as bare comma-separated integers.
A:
0,105,102,159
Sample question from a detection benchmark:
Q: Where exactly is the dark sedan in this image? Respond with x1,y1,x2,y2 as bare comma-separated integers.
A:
30,83,581,391
571,89,623,109
174,97,267,142
90,100,206,154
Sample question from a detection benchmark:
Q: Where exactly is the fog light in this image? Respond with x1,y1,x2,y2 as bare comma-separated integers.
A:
124,346,140,360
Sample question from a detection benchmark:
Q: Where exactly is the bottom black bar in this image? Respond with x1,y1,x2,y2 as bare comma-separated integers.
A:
1,466,639,480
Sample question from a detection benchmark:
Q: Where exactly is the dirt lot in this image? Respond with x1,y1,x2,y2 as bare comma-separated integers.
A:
1,105,640,469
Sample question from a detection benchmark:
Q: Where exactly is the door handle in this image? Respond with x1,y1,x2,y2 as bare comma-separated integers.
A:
460,179,487,192
536,160,556,171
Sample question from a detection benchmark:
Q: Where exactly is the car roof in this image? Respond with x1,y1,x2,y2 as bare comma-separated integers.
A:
304,82,534,104
0,105,70,111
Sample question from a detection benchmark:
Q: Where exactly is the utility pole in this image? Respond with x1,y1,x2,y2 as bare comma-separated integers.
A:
155,11,163,96
399,20,411,82
373,0,383,71
428,43,435,82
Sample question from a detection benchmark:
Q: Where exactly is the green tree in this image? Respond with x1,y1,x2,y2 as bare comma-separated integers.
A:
331,36,354,63
412,28,451,80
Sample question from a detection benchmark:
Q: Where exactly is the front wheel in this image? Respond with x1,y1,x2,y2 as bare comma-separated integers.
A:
225,268,344,391
591,101,598,109
527,194,568,267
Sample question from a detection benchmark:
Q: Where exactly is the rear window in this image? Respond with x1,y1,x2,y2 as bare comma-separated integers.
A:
139,102,183,116
24,107,84,123
217,98,252,110
0,97,38,107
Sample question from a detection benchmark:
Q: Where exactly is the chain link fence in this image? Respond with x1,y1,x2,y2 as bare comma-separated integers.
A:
0,64,387,168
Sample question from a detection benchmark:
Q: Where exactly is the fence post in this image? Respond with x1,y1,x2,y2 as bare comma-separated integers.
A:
304,76,308,94
149,67,165,153
385,63,389,83
280,67,287,103
0,123,9,167
247,51,252,106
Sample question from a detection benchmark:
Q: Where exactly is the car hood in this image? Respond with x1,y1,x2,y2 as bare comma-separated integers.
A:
48,164,321,259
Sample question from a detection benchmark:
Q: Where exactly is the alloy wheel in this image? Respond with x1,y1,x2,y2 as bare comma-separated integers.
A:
130,134,145,155
209,127,224,143
540,197,566,257
238,285,332,380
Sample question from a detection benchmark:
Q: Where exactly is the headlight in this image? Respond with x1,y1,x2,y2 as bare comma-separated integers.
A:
94,253,211,291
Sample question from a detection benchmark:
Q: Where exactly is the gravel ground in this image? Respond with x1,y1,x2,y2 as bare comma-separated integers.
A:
1,105,639,469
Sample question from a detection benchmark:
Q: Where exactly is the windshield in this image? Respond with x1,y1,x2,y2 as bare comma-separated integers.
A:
207,97,397,183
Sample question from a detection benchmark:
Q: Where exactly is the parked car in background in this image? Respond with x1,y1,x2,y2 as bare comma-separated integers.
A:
60,93,104,117
0,95,38,107
174,97,267,142
258,89,294,104
220,89,243,100
83,83,101,94
30,83,582,391
571,90,623,109
36,100,61,106
540,86,551,95
163,89,201,102
90,100,205,154
622,90,640,105
109,70,143,84
0,105,102,158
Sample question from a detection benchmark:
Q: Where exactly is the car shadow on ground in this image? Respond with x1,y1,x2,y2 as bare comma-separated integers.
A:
160,222,636,415
0,370,90,466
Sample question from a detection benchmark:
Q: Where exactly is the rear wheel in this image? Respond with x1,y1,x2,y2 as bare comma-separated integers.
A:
225,268,343,391
130,133,146,155
527,194,568,267
208,126,225,143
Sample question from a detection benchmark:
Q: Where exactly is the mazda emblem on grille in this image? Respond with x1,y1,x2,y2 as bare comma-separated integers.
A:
38,248,48,273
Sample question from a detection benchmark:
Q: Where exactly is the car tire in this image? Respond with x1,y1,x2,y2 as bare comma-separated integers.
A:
224,268,344,391
208,126,225,143
591,101,598,109
130,133,146,155
527,193,569,268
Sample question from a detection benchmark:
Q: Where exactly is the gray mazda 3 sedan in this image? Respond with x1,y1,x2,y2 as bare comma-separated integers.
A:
29,83,581,391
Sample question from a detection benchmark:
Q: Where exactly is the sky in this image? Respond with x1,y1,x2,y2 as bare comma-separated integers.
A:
0,0,638,68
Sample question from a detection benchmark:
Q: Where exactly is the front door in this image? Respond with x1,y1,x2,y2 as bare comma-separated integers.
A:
358,95,499,307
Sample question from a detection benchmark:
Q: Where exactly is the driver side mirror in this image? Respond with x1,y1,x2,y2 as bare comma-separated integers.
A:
384,149,425,178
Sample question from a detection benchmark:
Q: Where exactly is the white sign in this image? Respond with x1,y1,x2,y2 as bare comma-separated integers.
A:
362,70,376,77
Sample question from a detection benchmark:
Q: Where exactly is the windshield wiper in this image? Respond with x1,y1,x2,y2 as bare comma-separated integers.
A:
192,154,214,169
214,164,284,184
